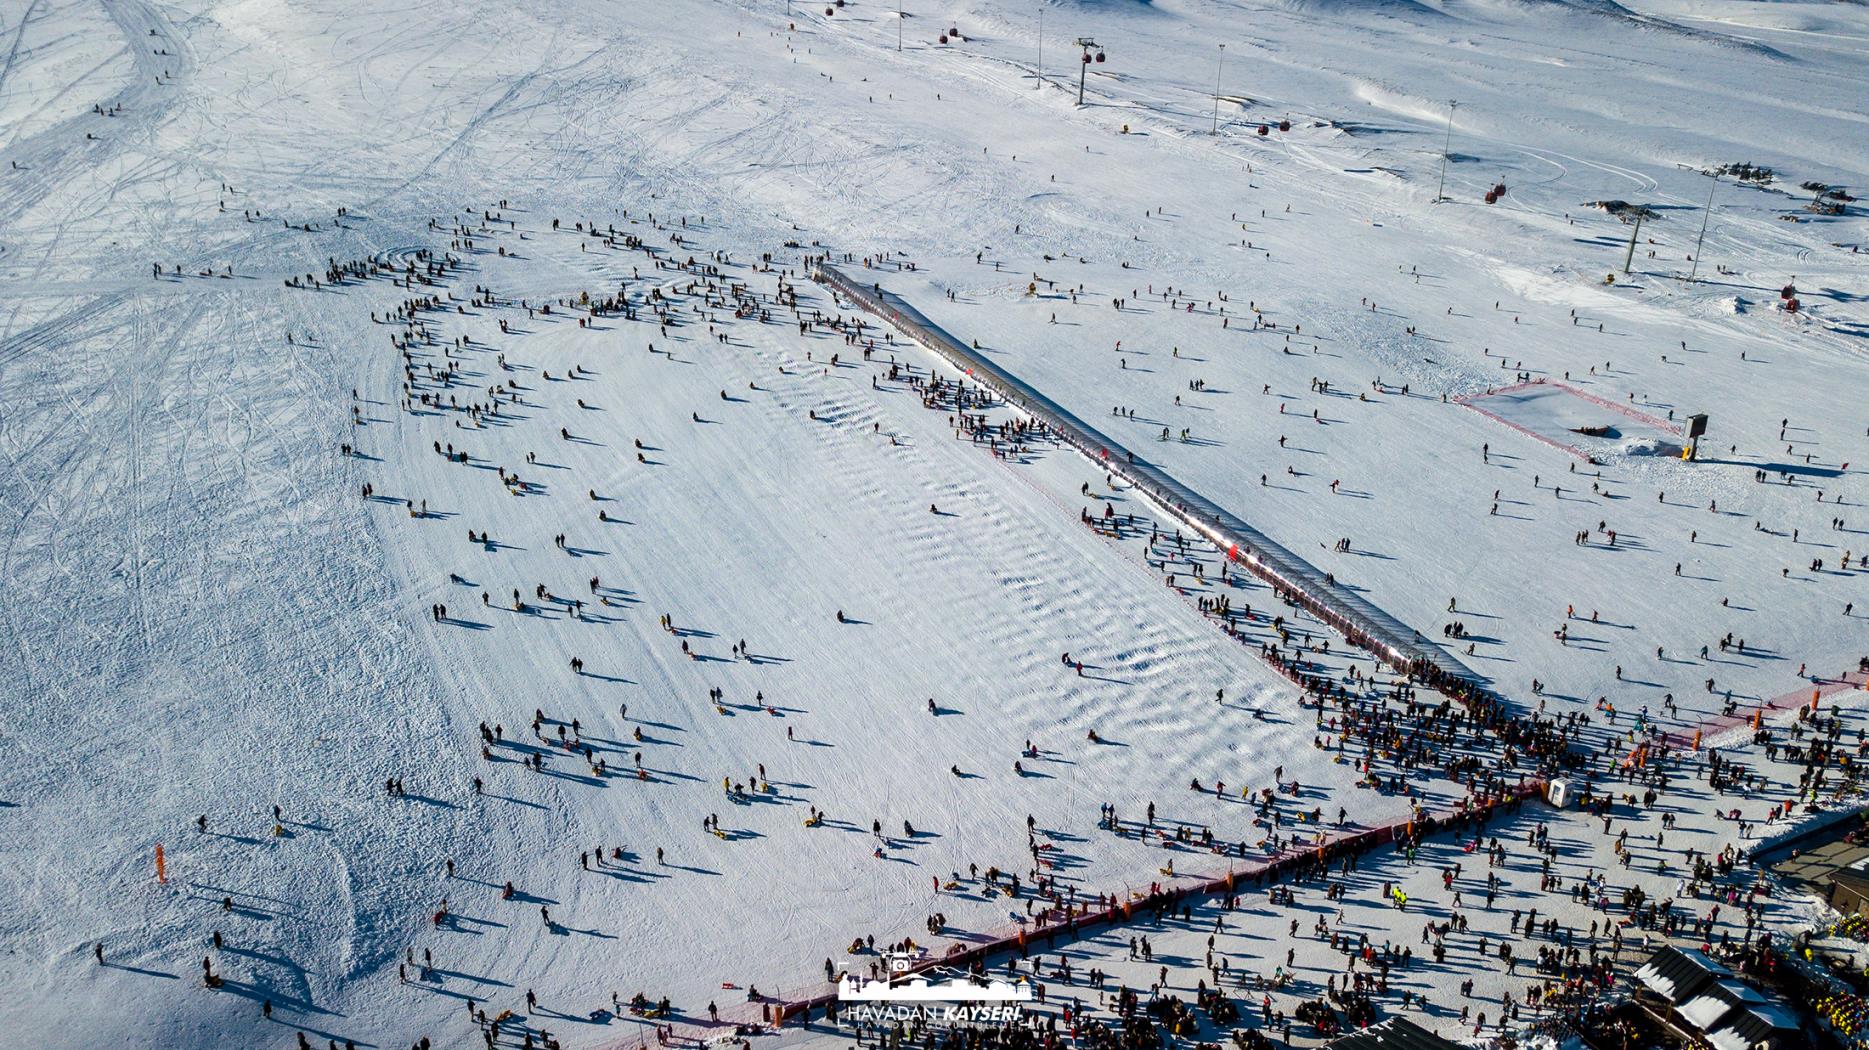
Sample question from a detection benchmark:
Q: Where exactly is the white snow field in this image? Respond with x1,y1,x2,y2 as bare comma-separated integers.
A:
0,0,1865,1047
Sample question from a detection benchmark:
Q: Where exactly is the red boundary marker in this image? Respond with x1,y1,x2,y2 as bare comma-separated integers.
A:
1454,379,1685,462
1660,668,1868,751
1458,399,1592,461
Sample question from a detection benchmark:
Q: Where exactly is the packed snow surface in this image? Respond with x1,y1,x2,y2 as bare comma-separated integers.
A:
0,0,1865,1047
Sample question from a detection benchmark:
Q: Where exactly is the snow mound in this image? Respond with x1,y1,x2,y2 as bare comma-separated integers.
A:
1482,0,1793,57
1618,436,1685,459
1264,0,1452,18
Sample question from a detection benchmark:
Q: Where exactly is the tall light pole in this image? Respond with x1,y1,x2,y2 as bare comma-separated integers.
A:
1210,44,1226,134
897,0,903,51
1689,172,1719,283
1622,209,1646,275
1035,7,1042,90
1434,100,1457,203
1076,38,1099,107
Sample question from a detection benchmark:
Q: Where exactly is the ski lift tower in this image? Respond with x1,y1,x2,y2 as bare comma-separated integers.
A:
1075,38,1103,106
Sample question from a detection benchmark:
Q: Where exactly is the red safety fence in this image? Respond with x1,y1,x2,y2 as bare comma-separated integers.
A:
592,780,1547,1048
1659,667,1868,753
756,778,1549,1029
1454,379,1684,436
1456,398,1595,462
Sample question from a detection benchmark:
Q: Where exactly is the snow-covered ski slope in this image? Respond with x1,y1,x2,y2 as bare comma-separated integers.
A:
0,0,1864,1046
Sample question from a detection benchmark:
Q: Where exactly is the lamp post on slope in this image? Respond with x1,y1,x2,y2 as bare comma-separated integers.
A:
1689,172,1719,283
1622,208,1646,275
1434,99,1457,203
1211,44,1226,134
1035,7,1042,90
